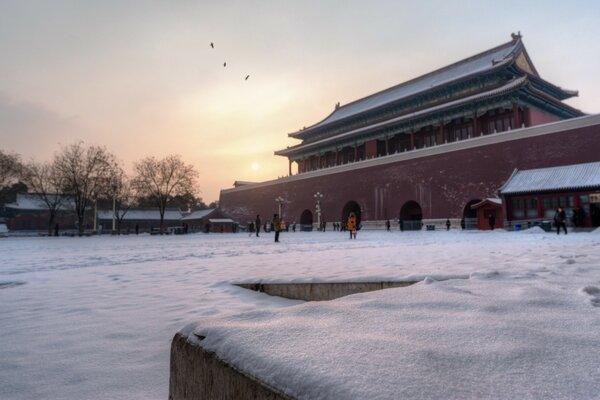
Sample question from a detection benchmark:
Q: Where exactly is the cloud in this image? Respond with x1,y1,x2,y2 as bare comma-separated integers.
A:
0,92,82,158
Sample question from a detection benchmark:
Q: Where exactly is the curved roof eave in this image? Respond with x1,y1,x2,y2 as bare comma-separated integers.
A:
288,38,523,139
277,77,529,157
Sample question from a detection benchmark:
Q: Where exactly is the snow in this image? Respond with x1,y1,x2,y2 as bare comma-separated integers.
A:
499,161,600,194
4,193,74,211
1,229,599,399
305,40,520,131
96,209,183,220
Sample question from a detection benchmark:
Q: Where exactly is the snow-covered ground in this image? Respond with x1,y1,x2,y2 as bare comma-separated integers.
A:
1,229,599,399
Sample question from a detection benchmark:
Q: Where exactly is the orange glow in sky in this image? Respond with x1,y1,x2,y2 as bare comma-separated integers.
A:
1,1,599,202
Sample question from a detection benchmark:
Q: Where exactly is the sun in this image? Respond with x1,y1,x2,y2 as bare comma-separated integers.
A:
251,162,260,171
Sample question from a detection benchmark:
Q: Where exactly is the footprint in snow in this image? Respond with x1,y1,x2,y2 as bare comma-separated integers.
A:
580,286,600,307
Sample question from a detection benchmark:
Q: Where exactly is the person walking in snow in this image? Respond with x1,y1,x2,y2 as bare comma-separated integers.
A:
255,215,261,237
386,219,391,231
446,218,451,231
554,207,567,235
488,214,496,230
272,213,282,242
347,212,357,239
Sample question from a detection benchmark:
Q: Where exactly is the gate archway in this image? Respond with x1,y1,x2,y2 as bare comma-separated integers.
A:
399,200,423,230
300,209,313,231
462,199,482,230
341,201,362,227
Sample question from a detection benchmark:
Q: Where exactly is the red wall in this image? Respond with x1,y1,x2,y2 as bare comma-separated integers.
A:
220,122,600,224
525,107,560,126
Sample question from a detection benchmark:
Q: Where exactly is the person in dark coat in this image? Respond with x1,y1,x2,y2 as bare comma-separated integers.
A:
445,219,451,231
255,215,261,237
385,219,391,231
488,214,496,230
554,207,567,234
54,223,59,237
273,213,282,242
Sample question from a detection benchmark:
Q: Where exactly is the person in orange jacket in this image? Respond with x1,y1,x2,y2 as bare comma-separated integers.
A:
347,212,357,239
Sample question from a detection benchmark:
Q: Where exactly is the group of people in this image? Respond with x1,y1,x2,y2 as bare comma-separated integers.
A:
251,214,282,242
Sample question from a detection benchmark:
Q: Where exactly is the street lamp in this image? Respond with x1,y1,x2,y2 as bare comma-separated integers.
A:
314,191,323,230
275,196,284,219
92,187,99,233
111,180,118,235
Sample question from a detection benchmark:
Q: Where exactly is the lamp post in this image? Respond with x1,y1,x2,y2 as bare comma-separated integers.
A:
93,188,98,233
314,191,323,231
111,180,118,235
275,196,284,219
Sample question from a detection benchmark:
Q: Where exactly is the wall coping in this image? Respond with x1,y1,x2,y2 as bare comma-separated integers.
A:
221,114,600,195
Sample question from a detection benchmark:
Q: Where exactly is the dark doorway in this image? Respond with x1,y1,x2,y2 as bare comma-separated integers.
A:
399,200,423,230
462,199,482,230
300,209,313,231
341,201,361,227
591,204,600,227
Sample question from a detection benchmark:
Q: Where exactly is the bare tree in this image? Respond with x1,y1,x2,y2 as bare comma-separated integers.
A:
133,155,199,233
0,150,22,189
105,167,136,235
21,161,67,236
53,142,117,234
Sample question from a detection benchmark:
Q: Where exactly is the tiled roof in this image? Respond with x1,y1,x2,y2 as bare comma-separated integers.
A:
499,162,600,194
181,209,215,221
4,193,75,211
292,38,523,136
97,209,183,221
277,76,528,156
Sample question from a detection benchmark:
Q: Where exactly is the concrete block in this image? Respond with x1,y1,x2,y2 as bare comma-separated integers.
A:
169,332,293,400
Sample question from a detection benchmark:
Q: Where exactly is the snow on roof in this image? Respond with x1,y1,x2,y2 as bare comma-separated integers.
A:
97,209,183,221
471,198,502,209
278,76,527,156
208,218,235,223
4,193,74,211
499,161,600,194
297,38,522,134
181,209,215,221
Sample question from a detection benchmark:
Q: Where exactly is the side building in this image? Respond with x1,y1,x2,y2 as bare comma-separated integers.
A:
219,34,600,229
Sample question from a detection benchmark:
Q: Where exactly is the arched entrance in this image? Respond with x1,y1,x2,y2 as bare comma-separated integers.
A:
341,201,361,228
462,199,482,230
399,200,423,230
300,209,313,231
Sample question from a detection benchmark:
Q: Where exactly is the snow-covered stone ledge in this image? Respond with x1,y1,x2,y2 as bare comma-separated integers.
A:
169,331,293,400
236,280,419,301
171,274,600,399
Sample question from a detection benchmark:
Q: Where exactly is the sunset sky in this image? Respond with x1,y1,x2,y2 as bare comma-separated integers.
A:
1,1,599,202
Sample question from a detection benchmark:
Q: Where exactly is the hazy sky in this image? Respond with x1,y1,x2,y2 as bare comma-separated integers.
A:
1,1,599,202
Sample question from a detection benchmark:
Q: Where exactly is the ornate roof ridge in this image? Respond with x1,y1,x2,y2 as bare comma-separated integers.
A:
289,35,523,138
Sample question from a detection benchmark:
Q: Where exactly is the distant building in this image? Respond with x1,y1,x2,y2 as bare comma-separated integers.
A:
219,34,600,228
2,193,82,233
181,208,238,233
97,209,184,234
498,161,600,229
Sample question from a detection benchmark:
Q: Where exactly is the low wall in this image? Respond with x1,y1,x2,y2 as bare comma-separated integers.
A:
236,281,418,301
169,332,293,400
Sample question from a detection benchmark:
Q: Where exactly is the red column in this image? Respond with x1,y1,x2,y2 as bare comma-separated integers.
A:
512,103,520,129
410,132,415,149
365,140,377,158
472,113,479,137
439,123,445,144
385,137,389,155
288,160,292,175
354,145,358,161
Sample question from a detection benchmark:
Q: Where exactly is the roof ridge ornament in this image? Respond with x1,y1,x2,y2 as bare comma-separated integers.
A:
511,31,522,41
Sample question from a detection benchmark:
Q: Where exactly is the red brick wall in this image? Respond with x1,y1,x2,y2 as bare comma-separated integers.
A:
220,123,600,224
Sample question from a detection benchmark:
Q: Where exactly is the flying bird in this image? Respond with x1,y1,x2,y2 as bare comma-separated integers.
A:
245,75,250,80
223,62,226,67
210,42,214,48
